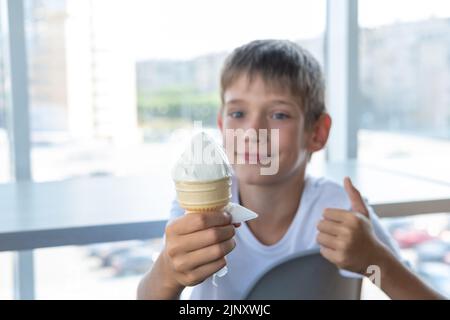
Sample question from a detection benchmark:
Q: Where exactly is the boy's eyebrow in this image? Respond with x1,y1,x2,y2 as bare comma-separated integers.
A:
269,99,297,107
225,99,247,105
225,98,296,106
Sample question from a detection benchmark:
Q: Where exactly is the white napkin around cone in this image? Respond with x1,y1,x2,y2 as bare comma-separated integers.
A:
212,203,258,286
225,203,258,224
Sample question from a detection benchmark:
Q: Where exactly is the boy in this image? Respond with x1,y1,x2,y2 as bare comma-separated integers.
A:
137,40,401,300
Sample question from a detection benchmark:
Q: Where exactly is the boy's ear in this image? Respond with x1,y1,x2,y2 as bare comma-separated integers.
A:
307,113,332,153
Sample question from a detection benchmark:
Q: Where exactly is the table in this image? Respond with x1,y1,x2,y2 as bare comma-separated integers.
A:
0,175,174,252
309,161,450,217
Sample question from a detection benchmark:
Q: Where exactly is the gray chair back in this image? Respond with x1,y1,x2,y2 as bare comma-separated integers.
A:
245,249,362,300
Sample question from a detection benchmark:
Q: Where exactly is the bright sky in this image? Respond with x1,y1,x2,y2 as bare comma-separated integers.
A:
118,0,450,61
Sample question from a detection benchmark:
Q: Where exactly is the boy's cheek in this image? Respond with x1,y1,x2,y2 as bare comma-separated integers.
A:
222,118,244,131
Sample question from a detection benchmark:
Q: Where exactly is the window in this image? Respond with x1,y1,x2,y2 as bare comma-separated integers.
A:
358,0,450,163
0,252,14,299
34,239,163,299
0,0,11,184
382,213,450,297
0,0,14,300
358,0,450,298
25,0,326,183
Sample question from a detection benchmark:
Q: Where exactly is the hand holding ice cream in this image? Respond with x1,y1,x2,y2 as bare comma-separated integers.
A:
163,132,258,288
162,210,237,289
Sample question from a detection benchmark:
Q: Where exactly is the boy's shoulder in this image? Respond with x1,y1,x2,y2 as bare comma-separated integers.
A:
306,176,351,210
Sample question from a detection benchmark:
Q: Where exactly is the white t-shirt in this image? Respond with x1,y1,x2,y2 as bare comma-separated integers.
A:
167,175,401,300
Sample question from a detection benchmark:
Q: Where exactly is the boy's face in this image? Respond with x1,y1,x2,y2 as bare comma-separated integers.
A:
218,74,330,186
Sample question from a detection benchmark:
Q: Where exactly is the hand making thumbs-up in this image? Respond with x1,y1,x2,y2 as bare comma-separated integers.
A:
316,178,444,299
316,177,385,274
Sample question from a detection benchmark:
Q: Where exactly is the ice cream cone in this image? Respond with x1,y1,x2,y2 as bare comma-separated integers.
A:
171,132,258,286
175,177,231,213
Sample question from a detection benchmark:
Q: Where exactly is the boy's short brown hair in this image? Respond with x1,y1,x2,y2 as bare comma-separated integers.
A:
220,39,325,129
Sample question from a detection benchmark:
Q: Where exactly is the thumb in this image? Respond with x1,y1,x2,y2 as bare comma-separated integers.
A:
344,177,370,219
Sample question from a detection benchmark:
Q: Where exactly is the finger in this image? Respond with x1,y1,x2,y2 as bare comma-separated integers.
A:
344,177,370,218
323,208,353,223
316,232,341,250
320,246,339,263
170,211,232,235
179,225,235,252
317,219,347,237
187,257,227,286
233,223,242,228
178,239,236,271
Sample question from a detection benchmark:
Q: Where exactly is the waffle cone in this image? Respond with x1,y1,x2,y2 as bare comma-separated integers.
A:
175,177,231,212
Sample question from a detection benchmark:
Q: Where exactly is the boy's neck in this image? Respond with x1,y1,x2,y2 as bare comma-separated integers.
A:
238,170,306,245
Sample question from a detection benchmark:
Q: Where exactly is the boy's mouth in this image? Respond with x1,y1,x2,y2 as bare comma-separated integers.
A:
235,152,272,163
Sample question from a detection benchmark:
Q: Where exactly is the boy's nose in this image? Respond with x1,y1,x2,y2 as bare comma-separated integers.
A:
246,114,268,133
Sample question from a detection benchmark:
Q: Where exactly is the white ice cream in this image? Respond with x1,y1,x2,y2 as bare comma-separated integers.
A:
172,132,232,182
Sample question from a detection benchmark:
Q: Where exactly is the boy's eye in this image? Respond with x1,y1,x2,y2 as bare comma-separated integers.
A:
271,112,290,120
229,111,244,118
